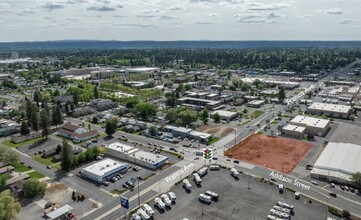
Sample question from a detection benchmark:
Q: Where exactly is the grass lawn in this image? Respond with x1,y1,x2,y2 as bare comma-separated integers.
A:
208,137,220,145
252,110,264,119
98,132,107,138
1,136,46,148
32,155,54,166
27,171,45,179
13,162,31,172
52,163,61,170
110,188,129,195
271,121,278,124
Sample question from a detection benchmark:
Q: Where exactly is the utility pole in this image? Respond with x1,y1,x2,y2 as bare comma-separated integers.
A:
137,176,140,208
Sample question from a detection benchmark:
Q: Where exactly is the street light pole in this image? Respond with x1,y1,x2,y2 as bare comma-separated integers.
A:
137,176,140,208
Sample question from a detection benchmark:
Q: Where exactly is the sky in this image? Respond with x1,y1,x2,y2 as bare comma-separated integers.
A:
0,0,360,42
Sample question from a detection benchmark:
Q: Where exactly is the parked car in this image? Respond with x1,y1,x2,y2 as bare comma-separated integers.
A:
330,183,335,188
102,181,109,186
311,181,318,185
295,191,300,199
46,165,51,169
133,166,141,171
233,160,239,164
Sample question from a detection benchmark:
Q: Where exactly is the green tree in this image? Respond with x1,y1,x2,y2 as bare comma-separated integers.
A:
178,109,197,126
25,99,33,119
201,108,209,125
253,79,262,87
2,100,6,108
40,110,50,139
351,172,361,190
92,117,98,124
20,121,30,136
165,92,176,107
165,109,178,123
33,90,41,106
23,179,47,198
342,210,351,219
60,139,73,171
88,123,91,131
2,149,18,165
65,102,70,113
213,113,221,123
241,83,249,91
77,152,85,164
105,117,118,137
94,86,99,99
134,102,158,121
0,190,21,220
278,87,286,102
125,97,139,109
149,125,157,136
30,110,39,131
52,105,63,127
0,174,10,190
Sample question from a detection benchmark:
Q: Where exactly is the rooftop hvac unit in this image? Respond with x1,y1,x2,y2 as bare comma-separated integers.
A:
114,162,116,165
106,164,110,167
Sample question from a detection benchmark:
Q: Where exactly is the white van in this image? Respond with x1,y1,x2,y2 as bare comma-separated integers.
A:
277,201,294,211
132,213,142,220
137,209,150,220
154,197,165,210
205,190,219,200
230,168,239,177
198,193,212,203
209,165,220,171
161,194,172,206
182,179,192,190
142,204,154,216
168,192,176,201
193,173,202,185
197,167,208,177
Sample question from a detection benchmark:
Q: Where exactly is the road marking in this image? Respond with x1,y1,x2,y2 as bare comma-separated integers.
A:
322,185,328,189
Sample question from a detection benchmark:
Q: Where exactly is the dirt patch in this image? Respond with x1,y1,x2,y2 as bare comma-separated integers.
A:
197,124,234,138
224,134,312,174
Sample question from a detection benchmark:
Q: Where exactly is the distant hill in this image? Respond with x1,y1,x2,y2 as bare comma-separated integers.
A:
0,40,361,50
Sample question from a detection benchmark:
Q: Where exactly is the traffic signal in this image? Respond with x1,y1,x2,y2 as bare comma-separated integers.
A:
203,148,212,160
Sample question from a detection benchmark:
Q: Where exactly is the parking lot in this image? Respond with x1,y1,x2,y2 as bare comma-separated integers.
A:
149,168,340,220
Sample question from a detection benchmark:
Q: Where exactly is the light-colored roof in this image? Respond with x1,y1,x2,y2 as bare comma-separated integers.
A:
212,110,238,118
82,158,127,177
190,130,212,139
126,67,159,72
164,125,192,134
312,142,361,181
107,142,134,153
282,124,306,133
307,102,352,114
247,100,265,105
129,150,168,165
178,97,221,106
290,115,330,129
46,204,73,219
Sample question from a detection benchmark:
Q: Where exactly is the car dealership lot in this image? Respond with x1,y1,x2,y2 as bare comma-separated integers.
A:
150,168,340,220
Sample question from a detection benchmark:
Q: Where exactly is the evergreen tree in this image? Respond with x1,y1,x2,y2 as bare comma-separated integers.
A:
278,87,286,102
105,117,118,137
40,110,50,139
33,90,41,106
25,99,33,119
73,93,79,105
94,86,99,99
201,108,209,125
65,102,70,113
20,121,30,136
52,105,63,127
213,113,221,123
30,111,39,131
60,139,73,171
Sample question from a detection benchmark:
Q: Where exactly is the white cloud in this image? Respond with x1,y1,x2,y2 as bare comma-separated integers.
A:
340,19,353,24
247,2,290,11
42,2,66,11
168,5,186,11
319,8,343,15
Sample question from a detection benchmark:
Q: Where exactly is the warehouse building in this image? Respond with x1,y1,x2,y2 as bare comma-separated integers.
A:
311,142,361,184
81,158,128,183
245,100,265,108
289,115,331,136
281,124,306,138
105,142,168,169
306,102,352,119
163,125,213,143
210,110,238,122
178,97,223,110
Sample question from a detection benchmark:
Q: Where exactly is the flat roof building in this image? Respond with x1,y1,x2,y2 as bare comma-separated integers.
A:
289,115,331,136
81,158,128,183
163,125,213,143
306,102,352,118
281,124,306,138
178,97,223,110
246,100,265,108
211,110,238,122
311,142,361,183
105,142,168,169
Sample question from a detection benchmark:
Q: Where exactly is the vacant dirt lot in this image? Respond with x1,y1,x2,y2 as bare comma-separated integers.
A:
197,124,234,137
224,134,313,174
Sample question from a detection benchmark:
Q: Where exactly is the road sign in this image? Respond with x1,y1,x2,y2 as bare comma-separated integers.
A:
202,148,212,160
120,196,129,209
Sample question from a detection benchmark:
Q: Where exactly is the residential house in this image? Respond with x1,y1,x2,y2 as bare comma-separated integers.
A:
0,119,20,137
89,99,118,111
57,123,98,143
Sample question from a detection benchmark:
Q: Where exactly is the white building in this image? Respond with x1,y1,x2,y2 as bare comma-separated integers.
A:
306,102,352,118
289,115,331,136
210,110,238,122
311,142,361,183
105,142,168,169
81,158,128,183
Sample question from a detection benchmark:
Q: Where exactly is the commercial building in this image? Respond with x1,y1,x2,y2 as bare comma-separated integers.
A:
289,115,330,136
81,158,128,183
163,125,213,143
105,142,168,169
241,77,300,90
0,119,20,137
126,67,159,74
281,124,306,138
57,123,98,143
306,102,352,118
245,100,265,108
311,142,361,183
89,99,118,111
210,110,238,122
178,97,223,110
